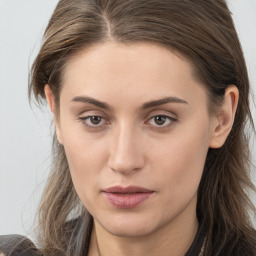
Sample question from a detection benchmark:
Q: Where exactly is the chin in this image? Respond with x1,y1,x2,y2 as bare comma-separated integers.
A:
106,224,154,238
96,212,159,238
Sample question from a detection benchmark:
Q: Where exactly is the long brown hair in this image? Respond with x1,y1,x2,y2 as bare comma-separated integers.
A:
29,0,256,255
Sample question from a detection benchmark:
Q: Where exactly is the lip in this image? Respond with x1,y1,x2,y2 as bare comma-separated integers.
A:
102,186,154,209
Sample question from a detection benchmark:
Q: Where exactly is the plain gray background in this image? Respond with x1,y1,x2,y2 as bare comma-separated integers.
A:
0,0,256,237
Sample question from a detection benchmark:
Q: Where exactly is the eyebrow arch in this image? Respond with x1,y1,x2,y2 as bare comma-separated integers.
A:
142,97,188,109
71,95,188,111
71,96,112,110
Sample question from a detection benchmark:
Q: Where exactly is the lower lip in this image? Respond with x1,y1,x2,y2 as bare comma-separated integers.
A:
103,192,153,208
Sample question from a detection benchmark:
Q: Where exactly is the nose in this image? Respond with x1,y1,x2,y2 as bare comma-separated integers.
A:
107,124,145,175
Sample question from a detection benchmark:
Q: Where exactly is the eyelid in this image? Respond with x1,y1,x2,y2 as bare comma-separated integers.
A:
78,108,106,116
78,116,110,132
147,115,176,125
78,109,111,130
78,108,116,121
145,110,177,120
77,110,177,131
144,111,178,129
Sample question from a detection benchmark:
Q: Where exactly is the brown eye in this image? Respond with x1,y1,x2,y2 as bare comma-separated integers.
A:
89,116,102,125
79,115,106,128
147,115,176,128
154,116,167,126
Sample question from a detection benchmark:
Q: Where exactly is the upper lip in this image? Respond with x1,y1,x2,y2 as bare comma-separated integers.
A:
103,186,153,194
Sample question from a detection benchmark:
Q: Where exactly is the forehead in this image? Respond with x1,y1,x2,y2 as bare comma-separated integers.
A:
63,41,191,81
61,41,207,108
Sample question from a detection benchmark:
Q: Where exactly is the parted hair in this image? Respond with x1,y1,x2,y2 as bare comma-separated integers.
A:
29,0,256,255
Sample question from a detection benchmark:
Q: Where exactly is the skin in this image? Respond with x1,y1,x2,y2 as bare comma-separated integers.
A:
45,42,238,256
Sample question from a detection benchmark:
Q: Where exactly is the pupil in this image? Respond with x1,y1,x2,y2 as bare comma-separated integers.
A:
90,116,101,125
155,116,166,125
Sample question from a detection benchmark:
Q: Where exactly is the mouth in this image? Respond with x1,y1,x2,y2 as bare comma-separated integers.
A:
102,186,155,209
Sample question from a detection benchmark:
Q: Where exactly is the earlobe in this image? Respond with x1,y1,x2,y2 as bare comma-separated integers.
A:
44,85,63,144
209,85,239,148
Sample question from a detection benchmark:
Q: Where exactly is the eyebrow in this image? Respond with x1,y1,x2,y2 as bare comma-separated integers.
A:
142,97,188,109
71,95,188,110
71,96,112,110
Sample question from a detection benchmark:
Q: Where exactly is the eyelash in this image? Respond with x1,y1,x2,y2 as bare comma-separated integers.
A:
146,115,177,128
78,114,177,130
79,116,108,130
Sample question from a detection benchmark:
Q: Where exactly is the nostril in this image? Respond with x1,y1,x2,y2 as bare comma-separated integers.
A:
109,159,144,175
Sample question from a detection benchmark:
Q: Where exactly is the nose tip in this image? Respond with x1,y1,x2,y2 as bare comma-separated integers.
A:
109,163,142,175
107,128,145,175
108,147,145,175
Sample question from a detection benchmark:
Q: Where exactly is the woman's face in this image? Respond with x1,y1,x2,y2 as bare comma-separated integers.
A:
52,42,218,237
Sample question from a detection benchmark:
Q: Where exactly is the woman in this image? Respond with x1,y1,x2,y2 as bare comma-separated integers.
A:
0,0,255,255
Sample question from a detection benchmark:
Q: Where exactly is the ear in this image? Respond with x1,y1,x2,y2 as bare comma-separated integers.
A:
209,85,239,148
44,85,63,144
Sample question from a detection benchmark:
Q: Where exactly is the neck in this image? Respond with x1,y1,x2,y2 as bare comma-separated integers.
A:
88,196,198,256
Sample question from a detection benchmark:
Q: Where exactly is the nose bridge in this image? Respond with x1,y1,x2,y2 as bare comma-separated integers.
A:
108,121,144,174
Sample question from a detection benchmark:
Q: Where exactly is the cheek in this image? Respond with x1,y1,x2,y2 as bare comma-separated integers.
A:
150,123,210,198
60,125,108,201
64,142,106,213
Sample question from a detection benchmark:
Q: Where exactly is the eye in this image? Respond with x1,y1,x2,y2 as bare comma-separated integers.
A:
79,115,106,128
147,115,176,127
